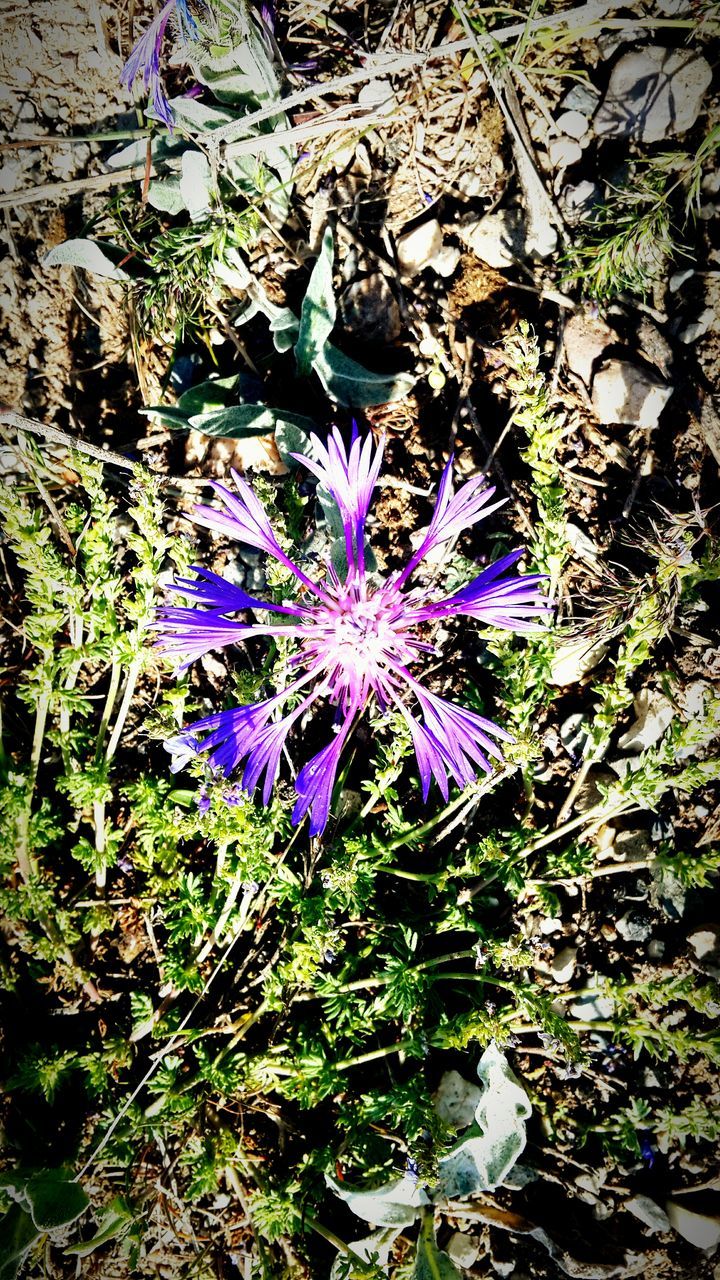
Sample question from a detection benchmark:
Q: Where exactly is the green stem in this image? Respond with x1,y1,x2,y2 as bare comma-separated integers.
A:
16,690,50,880
94,660,122,763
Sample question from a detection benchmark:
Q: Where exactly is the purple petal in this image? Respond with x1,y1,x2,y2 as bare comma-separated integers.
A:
414,550,550,631
170,565,306,617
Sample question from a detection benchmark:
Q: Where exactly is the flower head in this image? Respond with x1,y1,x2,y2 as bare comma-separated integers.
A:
156,426,549,835
121,0,198,129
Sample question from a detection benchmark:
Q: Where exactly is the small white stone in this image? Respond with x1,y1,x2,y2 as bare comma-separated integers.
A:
562,310,616,387
549,638,609,687
556,110,590,140
549,136,583,169
397,219,443,276
617,689,675,753
457,209,527,268
430,243,461,278
666,1202,720,1251
447,1233,480,1268
688,926,719,961
647,939,665,960
616,912,652,944
566,522,600,563
539,916,563,936
669,268,695,292
591,360,673,428
569,993,614,1021
551,946,577,984
626,1195,671,1234
679,308,715,343
594,47,712,144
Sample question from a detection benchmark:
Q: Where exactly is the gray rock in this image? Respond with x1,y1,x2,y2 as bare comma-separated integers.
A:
560,179,603,224
594,46,712,144
458,209,527,268
666,1202,720,1250
616,911,653,943
561,83,601,116
563,309,617,386
626,1195,671,1234
447,1233,480,1268
679,308,715,344
549,135,583,170
397,219,443,276
551,946,578,984
591,359,673,427
560,712,591,758
569,993,615,1021
556,110,591,141
617,689,675,752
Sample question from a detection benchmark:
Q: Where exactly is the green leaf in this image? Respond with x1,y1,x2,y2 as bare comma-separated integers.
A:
180,150,214,223
413,1211,462,1280
437,1042,531,1200
325,1174,426,1227
312,344,416,408
0,1205,40,1280
65,1197,133,1257
146,177,185,216
43,239,135,282
188,405,276,437
188,405,320,439
274,418,318,466
295,226,336,377
25,1172,89,1231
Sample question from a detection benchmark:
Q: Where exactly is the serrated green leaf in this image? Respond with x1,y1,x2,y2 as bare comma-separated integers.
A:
295,226,336,376
43,239,135,282
25,1172,89,1231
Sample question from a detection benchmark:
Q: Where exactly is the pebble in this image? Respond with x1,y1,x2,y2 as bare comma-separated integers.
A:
616,912,652,944
556,110,590,141
548,637,609,687
457,208,527,269
666,1202,720,1251
594,46,712,144
397,218,443,276
549,135,583,170
647,939,665,960
669,268,695,293
561,83,601,117
560,712,591,758
591,359,673,428
617,689,675,753
565,522,600,564
688,926,720,961
626,1195,671,1234
447,1233,480,1268
570,993,615,1021
679,308,715,344
562,309,617,387
560,179,602,224
539,916,563,936
613,829,652,862
551,946,578,984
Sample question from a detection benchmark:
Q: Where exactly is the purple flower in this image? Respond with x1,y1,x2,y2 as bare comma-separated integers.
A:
121,0,198,129
156,427,549,836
